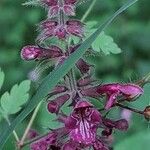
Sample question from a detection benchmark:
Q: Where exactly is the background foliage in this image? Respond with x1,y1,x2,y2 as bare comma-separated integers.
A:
0,0,150,149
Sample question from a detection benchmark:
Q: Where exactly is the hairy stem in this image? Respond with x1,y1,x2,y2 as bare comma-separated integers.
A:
116,103,143,115
20,132,49,148
81,0,97,22
5,117,20,142
19,101,42,148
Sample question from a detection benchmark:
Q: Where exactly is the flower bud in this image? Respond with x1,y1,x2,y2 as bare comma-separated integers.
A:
77,76,95,87
114,119,129,131
49,85,68,97
21,46,42,60
102,118,128,131
76,59,92,74
47,94,70,114
102,128,112,137
144,106,150,121
27,129,39,140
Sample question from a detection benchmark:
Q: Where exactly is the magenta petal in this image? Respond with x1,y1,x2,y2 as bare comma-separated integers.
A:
74,100,93,110
27,129,39,140
49,85,68,96
80,86,102,98
114,119,129,131
30,140,48,150
77,76,94,87
91,109,102,124
45,45,63,58
65,116,77,129
102,118,128,131
93,139,109,150
62,141,78,150
76,59,91,74
30,132,57,150
97,83,120,94
21,45,43,60
48,6,59,17
63,5,75,16
47,94,70,114
69,101,101,145
55,25,67,39
66,20,84,37
37,20,57,42
102,118,116,129
105,93,118,110
69,119,97,145
119,84,143,98
101,128,113,137
39,20,57,29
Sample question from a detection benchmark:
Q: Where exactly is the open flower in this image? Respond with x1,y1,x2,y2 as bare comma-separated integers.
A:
97,83,143,110
65,101,102,145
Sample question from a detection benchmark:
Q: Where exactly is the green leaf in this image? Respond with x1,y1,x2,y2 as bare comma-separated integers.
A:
0,80,31,115
0,68,5,90
0,0,138,148
115,131,150,150
73,26,122,55
92,31,122,55
84,20,122,55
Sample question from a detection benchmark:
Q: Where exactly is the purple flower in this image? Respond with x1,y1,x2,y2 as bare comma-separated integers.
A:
76,59,92,75
21,45,63,61
37,19,84,41
80,85,101,99
47,94,70,114
102,118,129,131
30,132,57,150
77,75,95,87
21,44,91,76
27,129,39,140
41,0,78,17
65,101,102,145
62,140,79,150
93,139,110,150
69,45,92,74
49,85,68,97
97,83,143,109
21,45,43,60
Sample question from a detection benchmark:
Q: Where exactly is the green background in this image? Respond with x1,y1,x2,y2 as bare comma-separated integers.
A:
0,0,150,149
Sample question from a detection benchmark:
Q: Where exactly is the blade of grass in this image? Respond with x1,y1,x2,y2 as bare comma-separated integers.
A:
0,0,138,148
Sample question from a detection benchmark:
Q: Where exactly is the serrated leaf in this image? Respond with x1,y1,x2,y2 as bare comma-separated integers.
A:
0,0,138,148
0,80,31,115
0,68,5,90
92,31,122,55
73,26,122,55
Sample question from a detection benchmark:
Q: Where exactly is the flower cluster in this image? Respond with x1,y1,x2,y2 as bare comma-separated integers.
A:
30,101,129,150
21,0,148,150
